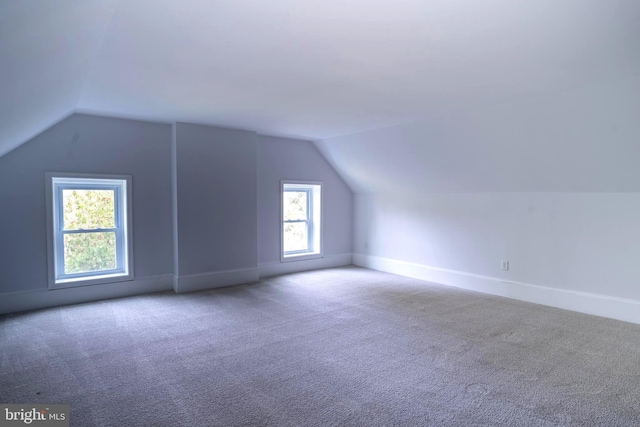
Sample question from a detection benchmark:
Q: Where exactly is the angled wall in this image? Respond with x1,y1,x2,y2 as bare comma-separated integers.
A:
317,76,640,324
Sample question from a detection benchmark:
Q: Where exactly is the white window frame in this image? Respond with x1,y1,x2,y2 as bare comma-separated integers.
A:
45,172,134,289
281,180,323,262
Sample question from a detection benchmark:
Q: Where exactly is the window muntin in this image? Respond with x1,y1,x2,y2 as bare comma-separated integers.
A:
47,175,133,287
282,182,322,260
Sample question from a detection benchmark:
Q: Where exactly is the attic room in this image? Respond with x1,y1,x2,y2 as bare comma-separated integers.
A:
1,1,639,426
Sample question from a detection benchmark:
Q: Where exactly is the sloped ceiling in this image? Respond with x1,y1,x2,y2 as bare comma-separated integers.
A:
1,0,639,159
316,76,640,193
0,0,118,157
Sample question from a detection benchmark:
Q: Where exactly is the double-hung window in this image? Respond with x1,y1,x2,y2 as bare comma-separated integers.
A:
46,173,133,288
281,181,322,261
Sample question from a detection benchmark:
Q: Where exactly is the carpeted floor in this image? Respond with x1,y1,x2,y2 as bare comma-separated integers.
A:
1,266,640,426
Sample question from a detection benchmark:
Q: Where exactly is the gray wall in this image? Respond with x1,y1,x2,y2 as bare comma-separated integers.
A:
257,135,353,265
174,123,258,276
354,192,640,301
0,114,354,312
0,113,173,293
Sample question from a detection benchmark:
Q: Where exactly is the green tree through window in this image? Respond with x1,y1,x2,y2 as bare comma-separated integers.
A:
48,174,132,288
62,189,117,274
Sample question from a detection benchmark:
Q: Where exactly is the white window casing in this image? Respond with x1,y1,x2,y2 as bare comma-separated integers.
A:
45,173,134,289
281,181,322,262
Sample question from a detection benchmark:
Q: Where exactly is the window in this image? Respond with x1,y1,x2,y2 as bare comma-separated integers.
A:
46,173,133,288
281,181,322,261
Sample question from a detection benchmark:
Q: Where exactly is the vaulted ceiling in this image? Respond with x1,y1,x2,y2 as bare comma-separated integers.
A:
1,0,639,157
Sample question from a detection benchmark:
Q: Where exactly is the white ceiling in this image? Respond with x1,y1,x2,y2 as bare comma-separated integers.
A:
1,0,639,157
316,76,640,193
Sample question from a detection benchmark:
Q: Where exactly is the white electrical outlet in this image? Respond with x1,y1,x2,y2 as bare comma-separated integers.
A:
501,260,509,271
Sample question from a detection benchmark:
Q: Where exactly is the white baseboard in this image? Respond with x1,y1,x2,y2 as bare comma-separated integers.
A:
174,267,259,293
353,253,640,325
0,274,174,315
259,253,352,278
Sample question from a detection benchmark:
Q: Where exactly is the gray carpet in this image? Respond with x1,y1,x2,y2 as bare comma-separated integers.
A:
1,266,640,426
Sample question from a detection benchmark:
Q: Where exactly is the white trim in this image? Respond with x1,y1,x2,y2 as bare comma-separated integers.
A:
0,275,173,315
280,180,323,262
353,254,640,325
282,252,324,262
45,172,134,289
259,253,352,278
174,268,259,293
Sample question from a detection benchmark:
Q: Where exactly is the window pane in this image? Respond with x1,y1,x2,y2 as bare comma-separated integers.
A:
64,232,116,274
63,189,115,230
283,191,308,221
284,222,308,252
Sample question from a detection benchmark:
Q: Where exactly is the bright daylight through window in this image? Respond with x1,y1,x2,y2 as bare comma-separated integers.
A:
47,174,133,288
282,181,322,261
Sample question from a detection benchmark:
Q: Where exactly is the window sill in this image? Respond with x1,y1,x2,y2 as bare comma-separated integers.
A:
281,252,323,263
50,273,134,290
